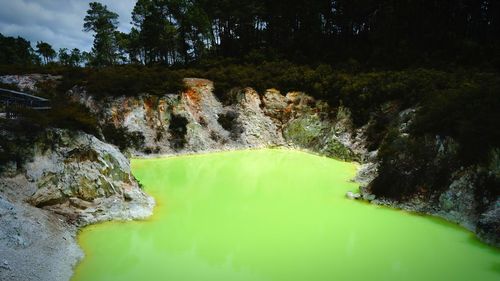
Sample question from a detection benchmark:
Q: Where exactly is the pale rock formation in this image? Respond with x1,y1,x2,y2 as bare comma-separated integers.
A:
0,74,61,92
24,129,154,225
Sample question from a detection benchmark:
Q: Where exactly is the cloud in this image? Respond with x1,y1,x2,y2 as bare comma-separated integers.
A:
0,0,135,52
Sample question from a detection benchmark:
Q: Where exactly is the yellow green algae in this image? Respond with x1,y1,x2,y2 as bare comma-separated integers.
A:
72,149,499,281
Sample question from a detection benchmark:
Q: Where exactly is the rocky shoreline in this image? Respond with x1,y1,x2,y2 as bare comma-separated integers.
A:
0,128,154,281
0,74,498,281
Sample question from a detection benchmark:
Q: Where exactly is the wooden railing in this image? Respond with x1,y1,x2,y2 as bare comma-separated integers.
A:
0,88,51,118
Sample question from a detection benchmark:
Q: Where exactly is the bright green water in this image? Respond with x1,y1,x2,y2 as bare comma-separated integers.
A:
72,149,499,281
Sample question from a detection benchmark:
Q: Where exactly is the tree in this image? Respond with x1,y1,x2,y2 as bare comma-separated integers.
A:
132,0,179,65
177,0,211,61
83,2,119,67
81,51,93,66
130,0,212,65
0,33,38,65
104,0,500,67
58,48,71,65
70,48,82,66
59,48,82,67
36,41,56,64
124,28,144,64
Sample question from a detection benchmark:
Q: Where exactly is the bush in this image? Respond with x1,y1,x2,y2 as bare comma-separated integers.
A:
83,66,185,98
412,73,500,164
46,101,99,135
371,134,458,199
369,72,500,200
0,118,44,172
168,114,188,150
102,124,145,151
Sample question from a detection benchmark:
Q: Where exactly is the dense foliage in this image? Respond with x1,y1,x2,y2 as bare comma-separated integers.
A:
413,74,500,164
371,134,458,199
0,34,38,65
2,1,500,69
47,66,184,98
84,2,120,67
102,124,145,151
104,0,500,68
371,73,500,200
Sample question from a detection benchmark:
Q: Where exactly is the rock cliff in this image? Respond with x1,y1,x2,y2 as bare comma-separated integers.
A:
25,129,154,224
0,128,154,281
68,78,362,161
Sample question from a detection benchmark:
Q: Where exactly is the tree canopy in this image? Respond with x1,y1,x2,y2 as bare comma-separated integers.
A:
84,2,120,67
0,34,38,65
115,0,500,68
0,0,499,69
58,48,83,67
35,41,56,65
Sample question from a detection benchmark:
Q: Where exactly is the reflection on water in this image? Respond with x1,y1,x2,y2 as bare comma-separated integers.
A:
72,149,500,281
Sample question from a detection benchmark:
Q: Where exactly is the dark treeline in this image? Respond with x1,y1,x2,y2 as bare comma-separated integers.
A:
1,1,500,69
109,0,500,68
0,34,39,66
0,33,91,68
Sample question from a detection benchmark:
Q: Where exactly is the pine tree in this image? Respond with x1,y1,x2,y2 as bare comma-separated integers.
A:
35,41,56,65
83,2,119,67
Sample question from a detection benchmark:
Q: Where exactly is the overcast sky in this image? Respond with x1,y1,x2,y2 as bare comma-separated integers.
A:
0,0,135,52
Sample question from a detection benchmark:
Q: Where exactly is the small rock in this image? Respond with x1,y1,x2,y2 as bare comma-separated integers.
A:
363,193,376,201
0,260,10,270
346,191,361,200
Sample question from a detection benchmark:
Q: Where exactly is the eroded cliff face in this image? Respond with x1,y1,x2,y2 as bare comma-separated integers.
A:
68,78,364,161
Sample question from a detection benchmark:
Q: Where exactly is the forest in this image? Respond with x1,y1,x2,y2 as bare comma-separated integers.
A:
1,0,499,69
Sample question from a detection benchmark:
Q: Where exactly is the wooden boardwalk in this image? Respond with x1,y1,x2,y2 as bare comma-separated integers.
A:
0,88,51,118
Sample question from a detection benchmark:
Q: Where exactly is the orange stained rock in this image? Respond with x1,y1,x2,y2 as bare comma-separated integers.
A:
184,88,202,109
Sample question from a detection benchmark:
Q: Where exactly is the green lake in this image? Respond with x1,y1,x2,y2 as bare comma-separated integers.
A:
72,149,499,281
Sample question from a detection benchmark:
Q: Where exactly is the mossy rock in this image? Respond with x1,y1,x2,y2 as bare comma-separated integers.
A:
283,115,324,147
65,147,99,163
322,138,358,162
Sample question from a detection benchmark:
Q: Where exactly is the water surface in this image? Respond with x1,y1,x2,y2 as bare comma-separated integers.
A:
73,149,499,281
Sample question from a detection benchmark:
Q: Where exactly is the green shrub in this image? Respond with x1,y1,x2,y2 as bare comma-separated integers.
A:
322,138,358,162
371,134,459,200
102,124,145,151
46,101,99,135
0,82,20,91
283,115,324,147
0,118,44,172
83,66,185,97
412,73,500,164
169,114,188,150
